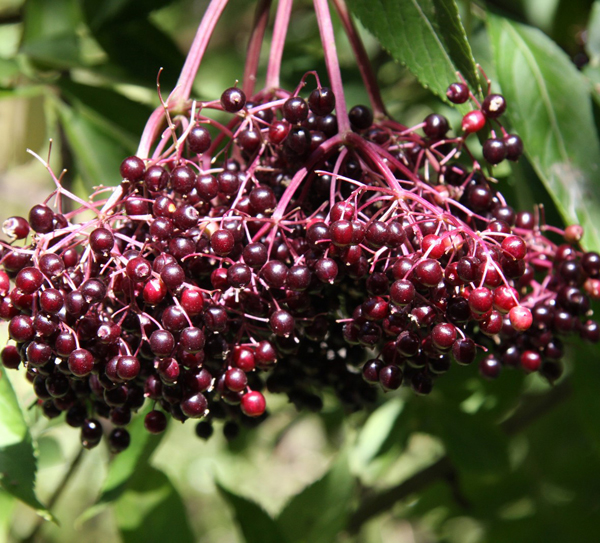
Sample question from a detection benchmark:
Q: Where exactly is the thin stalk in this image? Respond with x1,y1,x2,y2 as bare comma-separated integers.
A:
331,0,386,118
313,0,350,134
265,0,294,90
172,0,230,106
243,0,272,96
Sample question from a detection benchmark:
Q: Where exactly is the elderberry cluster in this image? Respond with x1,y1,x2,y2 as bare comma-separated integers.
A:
1,77,598,452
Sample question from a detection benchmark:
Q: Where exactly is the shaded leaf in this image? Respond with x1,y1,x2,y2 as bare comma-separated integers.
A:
345,0,479,102
0,371,52,520
586,1,600,65
114,466,194,543
217,483,287,543
56,100,134,189
82,0,177,31
20,0,83,68
425,401,510,477
488,14,600,252
58,79,153,139
571,341,600,453
276,453,354,543
351,397,404,473
85,19,185,88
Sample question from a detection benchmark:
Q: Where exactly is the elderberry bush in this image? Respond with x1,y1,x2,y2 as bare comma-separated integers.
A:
2,74,599,454
1,0,600,465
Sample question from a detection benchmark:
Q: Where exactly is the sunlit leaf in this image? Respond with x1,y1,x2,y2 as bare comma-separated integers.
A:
488,14,600,252
346,0,479,102
0,371,52,520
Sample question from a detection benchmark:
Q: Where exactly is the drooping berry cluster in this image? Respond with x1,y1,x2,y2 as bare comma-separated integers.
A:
1,76,598,452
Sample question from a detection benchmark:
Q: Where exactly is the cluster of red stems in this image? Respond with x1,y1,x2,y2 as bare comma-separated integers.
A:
1,0,600,453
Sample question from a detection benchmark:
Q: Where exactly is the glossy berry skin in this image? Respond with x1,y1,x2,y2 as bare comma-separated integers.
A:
181,393,208,418
3,216,30,240
521,350,542,372
431,323,457,350
108,428,130,453
502,236,527,260
509,306,533,332
469,287,494,315
68,349,94,377
482,139,507,165
423,114,449,139
482,94,507,118
89,228,115,254
16,267,43,294
221,87,246,112
283,96,309,124
241,391,266,417
461,110,486,134
28,205,54,233
479,355,501,379
446,82,469,104
144,410,168,434
81,419,103,449
120,156,145,181
379,365,403,390
187,124,211,154
308,87,335,116
349,105,373,130
504,134,523,161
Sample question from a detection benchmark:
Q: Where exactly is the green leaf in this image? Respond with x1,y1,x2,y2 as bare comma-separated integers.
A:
114,466,194,543
0,371,52,520
345,0,479,102
56,100,134,189
85,19,185,88
78,405,161,524
217,483,287,543
586,1,600,65
20,0,83,68
276,453,354,543
351,397,404,473
488,14,600,253
571,341,600,453
57,79,153,140
425,401,510,477
82,0,177,31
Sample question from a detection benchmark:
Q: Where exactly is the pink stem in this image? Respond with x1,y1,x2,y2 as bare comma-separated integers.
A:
265,0,294,90
243,0,272,96
331,0,386,118
313,0,349,134
172,0,230,106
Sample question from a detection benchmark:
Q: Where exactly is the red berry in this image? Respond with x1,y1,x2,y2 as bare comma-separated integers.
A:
241,391,266,417
461,110,486,133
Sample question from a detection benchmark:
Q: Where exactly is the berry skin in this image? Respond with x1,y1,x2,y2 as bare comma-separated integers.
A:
502,236,527,260
469,287,494,315
144,410,168,434
68,349,94,377
28,204,54,233
479,355,501,379
446,82,469,104
423,114,449,139
509,305,533,332
109,428,131,453
482,139,507,164
308,87,335,116
283,96,309,124
521,350,542,372
221,87,246,112
181,393,208,418
81,419,103,449
504,134,523,161
3,216,29,240
241,391,266,417
120,156,145,181
187,124,212,154
482,94,507,118
461,110,486,133
89,227,115,254
16,267,43,294
349,105,373,130
431,323,457,350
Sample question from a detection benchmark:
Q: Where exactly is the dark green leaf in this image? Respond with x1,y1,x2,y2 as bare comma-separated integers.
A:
571,341,600,453
58,79,153,139
0,371,52,520
217,483,287,543
276,453,354,543
82,0,177,31
86,19,185,88
114,466,194,543
78,405,162,524
345,0,479,101
488,14,600,253
20,0,83,68
425,401,510,477
56,100,134,190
